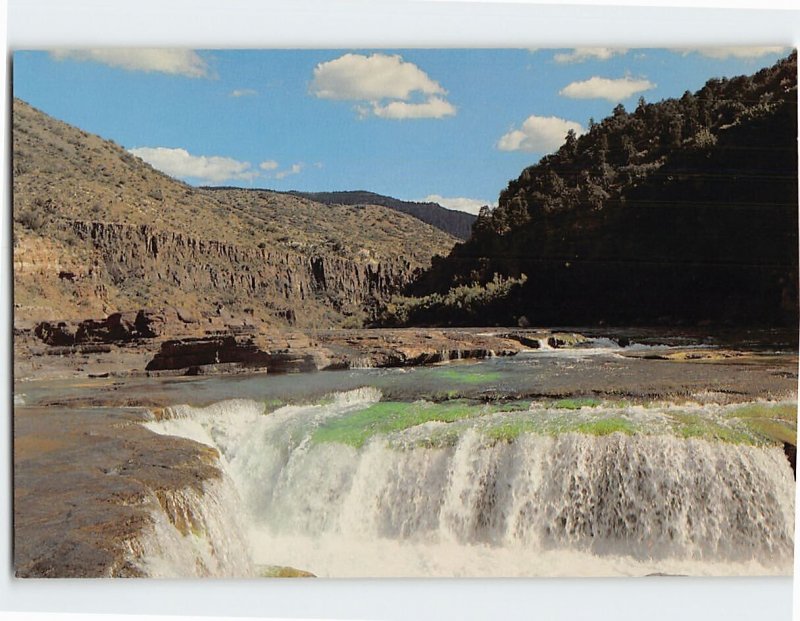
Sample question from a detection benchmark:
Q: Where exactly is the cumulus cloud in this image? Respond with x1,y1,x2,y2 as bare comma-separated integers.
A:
553,48,628,63
50,49,210,78
129,147,258,184
369,97,456,120
259,160,279,171
310,52,455,120
497,115,584,153
423,194,495,216
275,163,304,180
230,88,258,97
559,76,655,102
680,46,788,59
311,53,445,100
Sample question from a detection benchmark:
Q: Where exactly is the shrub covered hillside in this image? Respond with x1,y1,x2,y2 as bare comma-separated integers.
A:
401,51,798,327
285,190,477,241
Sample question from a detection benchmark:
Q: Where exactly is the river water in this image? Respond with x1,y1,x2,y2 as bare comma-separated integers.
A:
121,340,797,577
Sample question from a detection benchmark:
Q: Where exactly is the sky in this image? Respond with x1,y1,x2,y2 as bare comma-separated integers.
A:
12,46,791,215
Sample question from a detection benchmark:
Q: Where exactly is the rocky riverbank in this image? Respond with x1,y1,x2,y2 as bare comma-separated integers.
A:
14,309,798,578
14,307,549,381
15,306,800,384
14,405,225,577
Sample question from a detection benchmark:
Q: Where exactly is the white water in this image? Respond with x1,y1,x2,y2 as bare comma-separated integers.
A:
142,389,795,577
515,336,676,358
129,477,254,577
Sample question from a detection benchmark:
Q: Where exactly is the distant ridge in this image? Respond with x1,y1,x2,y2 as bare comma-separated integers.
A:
285,190,477,240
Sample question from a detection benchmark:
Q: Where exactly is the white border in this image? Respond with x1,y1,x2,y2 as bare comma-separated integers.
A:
5,0,800,48
2,1,799,620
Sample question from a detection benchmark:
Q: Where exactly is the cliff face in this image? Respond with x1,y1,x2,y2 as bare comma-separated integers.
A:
65,220,419,322
12,99,457,327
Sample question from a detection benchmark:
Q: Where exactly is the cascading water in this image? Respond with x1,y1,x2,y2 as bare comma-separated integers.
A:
128,477,254,577
141,387,795,577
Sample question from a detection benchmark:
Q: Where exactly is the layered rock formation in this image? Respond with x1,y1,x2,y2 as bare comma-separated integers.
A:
12,99,457,328
63,219,421,323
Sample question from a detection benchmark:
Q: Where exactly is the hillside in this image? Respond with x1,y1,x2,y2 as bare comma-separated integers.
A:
12,99,458,328
284,190,477,240
387,52,798,327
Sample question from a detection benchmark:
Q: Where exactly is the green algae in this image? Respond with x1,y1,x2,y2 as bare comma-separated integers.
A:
310,396,797,449
262,398,286,414
484,414,638,443
430,367,503,385
550,397,603,410
663,402,797,446
574,417,637,436
726,402,797,445
727,402,797,422
667,411,755,444
312,400,489,448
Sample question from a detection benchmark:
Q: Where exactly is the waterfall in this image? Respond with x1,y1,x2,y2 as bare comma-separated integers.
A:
350,357,375,369
141,390,795,577
126,477,254,578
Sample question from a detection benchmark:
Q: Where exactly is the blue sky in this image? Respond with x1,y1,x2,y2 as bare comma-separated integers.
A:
13,47,790,214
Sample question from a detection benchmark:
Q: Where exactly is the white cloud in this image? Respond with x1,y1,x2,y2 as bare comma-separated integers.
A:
370,97,456,120
559,76,655,102
681,46,788,59
553,48,628,63
231,88,258,97
275,163,304,180
424,194,495,216
497,115,584,153
129,147,258,184
259,160,279,171
50,49,210,78
310,53,445,101
310,52,455,120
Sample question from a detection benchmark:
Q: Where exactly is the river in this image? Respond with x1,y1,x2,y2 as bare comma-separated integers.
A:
14,336,798,577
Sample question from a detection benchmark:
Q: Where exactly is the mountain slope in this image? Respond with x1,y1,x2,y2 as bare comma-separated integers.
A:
285,190,477,240
12,99,458,327
397,52,798,327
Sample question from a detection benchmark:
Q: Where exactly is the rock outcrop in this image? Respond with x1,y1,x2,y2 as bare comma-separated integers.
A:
145,336,318,375
65,219,418,323
12,98,458,329
33,308,203,346
14,406,223,577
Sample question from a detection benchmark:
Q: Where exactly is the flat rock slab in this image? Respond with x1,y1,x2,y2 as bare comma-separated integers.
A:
14,406,220,577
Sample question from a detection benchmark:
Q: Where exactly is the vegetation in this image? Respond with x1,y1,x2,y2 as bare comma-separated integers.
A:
403,52,798,327
285,190,477,240
374,274,527,327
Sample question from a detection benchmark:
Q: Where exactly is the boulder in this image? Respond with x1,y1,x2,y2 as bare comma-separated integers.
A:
145,336,317,374
33,321,78,346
